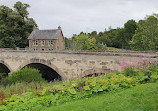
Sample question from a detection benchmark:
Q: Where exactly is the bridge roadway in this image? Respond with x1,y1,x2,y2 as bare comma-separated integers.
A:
0,50,157,81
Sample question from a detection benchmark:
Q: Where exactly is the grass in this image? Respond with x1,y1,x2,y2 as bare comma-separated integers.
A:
107,47,124,50
34,83,158,111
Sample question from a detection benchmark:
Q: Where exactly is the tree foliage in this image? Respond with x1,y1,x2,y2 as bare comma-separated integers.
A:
0,1,37,48
130,15,158,50
123,20,137,49
65,14,158,51
65,19,138,50
70,34,97,50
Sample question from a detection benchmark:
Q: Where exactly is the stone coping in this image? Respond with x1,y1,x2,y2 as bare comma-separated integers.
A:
0,50,158,58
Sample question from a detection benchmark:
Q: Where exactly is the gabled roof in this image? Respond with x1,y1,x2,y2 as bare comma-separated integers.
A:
28,29,62,40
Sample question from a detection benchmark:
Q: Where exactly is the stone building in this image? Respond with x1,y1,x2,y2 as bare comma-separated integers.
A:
28,26,64,51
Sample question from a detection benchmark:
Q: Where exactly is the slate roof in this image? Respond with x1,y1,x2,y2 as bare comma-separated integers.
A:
28,29,62,40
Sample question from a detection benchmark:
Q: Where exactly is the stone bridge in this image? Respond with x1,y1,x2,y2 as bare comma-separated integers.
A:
0,50,158,81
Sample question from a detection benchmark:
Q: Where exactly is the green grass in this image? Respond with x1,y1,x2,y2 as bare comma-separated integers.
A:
34,83,158,111
107,47,124,50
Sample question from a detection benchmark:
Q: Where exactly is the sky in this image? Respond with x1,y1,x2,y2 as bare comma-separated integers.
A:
0,0,158,38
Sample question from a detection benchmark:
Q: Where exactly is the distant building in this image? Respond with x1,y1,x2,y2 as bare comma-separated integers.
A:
28,26,64,51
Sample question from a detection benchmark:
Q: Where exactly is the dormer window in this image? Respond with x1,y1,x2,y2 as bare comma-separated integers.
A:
33,40,38,46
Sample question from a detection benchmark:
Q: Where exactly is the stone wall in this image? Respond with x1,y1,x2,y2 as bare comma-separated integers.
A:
29,39,58,51
57,33,64,50
0,51,157,80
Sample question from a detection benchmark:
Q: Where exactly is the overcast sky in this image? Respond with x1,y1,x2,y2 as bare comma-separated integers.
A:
0,0,158,37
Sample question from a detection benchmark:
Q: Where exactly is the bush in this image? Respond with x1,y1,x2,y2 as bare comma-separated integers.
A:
1,67,45,85
121,61,158,83
0,73,8,85
0,73,7,80
122,67,137,77
0,73,138,111
96,42,107,51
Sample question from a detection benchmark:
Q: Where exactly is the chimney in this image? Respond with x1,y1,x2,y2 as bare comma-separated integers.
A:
58,26,61,30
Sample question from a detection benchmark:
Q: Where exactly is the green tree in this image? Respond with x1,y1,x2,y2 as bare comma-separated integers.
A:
90,31,97,37
64,37,71,49
71,34,97,50
106,28,123,48
0,36,16,48
123,20,137,49
14,1,30,18
107,20,137,49
0,1,37,48
130,15,158,50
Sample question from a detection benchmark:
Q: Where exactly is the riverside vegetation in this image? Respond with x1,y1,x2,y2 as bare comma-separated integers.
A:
0,59,157,111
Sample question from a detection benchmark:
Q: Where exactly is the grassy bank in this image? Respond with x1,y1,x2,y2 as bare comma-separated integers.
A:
37,83,158,111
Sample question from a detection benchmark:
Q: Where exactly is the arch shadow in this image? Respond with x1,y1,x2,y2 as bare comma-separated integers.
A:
0,60,11,74
17,60,67,81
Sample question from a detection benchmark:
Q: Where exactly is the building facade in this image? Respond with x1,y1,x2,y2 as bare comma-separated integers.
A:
28,26,64,51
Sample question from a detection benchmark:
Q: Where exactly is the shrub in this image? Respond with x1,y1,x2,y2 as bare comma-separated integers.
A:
96,42,107,51
150,71,158,83
1,67,45,85
0,73,7,80
0,74,138,110
121,60,158,83
122,66,137,77
0,73,8,84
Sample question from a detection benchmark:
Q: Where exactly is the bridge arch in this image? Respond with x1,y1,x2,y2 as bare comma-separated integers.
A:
17,59,67,81
0,60,11,75
80,68,112,78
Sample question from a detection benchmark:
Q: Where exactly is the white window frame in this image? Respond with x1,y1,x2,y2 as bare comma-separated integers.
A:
48,40,53,46
33,40,38,46
41,40,45,46
33,48,37,51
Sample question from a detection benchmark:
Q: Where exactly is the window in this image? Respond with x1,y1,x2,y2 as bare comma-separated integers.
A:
33,40,38,46
41,40,45,46
49,48,53,51
34,48,37,51
42,49,45,51
48,40,53,46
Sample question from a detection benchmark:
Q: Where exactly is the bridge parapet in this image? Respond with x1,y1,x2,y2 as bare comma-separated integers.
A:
0,50,157,81
1,50,158,58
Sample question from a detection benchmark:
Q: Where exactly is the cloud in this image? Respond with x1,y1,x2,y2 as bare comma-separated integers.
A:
0,0,158,37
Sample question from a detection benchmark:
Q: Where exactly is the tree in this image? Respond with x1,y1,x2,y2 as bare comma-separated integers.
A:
114,28,125,48
14,1,30,18
64,37,71,49
105,28,123,48
90,31,97,37
70,34,97,50
123,20,137,49
0,36,16,48
0,1,37,48
130,15,158,50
